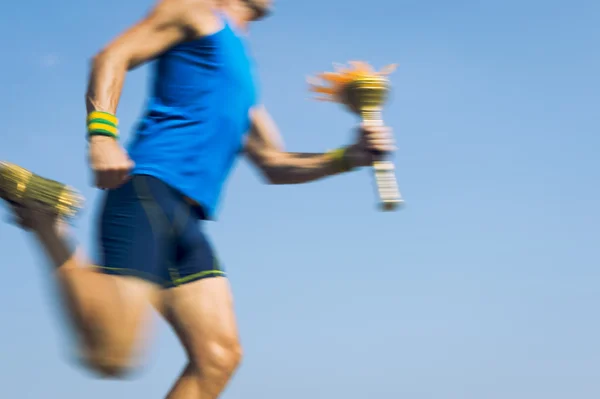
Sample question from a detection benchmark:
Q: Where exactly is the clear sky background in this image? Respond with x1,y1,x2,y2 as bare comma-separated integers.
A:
1,0,599,397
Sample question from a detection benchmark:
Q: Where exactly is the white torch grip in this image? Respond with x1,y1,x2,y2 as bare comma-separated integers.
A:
361,110,403,211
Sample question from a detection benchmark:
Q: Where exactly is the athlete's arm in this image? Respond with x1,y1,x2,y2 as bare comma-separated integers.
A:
86,0,218,190
245,106,395,185
86,0,218,114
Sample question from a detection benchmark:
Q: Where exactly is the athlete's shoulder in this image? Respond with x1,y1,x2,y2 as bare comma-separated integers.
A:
154,0,221,37
92,0,222,71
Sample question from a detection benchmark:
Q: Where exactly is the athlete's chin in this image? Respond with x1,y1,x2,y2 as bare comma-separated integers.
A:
252,9,271,21
247,0,273,20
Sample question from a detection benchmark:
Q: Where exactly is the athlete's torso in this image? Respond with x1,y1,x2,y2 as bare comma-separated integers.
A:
128,16,257,218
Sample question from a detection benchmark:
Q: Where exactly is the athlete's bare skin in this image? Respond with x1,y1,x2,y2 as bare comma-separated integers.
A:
2,0,395,397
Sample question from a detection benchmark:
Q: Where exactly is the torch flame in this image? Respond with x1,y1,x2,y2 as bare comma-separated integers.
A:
308,61,396,102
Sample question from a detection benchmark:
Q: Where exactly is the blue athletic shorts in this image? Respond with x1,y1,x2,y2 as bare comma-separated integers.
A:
96,175,225,287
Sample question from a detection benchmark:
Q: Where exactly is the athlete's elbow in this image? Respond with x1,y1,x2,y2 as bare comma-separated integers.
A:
255,154,301,185
91,50,109,68
90,49,129,74
263,169,307,185
258,167,291,185
262,169,286,185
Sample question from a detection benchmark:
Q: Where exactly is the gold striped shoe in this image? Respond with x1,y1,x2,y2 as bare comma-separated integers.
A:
0,161,84,219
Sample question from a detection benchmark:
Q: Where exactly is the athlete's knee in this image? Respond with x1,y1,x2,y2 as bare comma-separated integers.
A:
194,338,243,380
78,344,139,379
88,359,135,379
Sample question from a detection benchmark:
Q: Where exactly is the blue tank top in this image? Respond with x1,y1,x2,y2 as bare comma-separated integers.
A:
128,17,257,218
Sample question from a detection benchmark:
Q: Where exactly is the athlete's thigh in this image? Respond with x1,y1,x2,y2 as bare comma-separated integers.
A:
163,217,238,357
91,275,159,363
163,277,239,358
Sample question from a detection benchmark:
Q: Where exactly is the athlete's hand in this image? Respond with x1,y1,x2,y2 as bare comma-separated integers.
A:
345,124,396,168
88,136,134,189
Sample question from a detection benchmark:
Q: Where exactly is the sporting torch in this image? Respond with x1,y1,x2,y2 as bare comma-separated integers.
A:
309,61,403,211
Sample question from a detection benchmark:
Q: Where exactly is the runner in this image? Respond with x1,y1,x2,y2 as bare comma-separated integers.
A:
0,0,395,397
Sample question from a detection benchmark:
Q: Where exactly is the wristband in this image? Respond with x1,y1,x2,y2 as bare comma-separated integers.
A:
87,111,119,140
326,147,353,173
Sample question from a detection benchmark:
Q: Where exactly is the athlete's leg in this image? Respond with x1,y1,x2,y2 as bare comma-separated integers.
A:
32,215,157,377
163,278,242,399
150,197,241,399
0,162,159,377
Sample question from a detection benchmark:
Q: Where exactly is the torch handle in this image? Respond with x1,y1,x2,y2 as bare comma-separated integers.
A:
361,110,403,211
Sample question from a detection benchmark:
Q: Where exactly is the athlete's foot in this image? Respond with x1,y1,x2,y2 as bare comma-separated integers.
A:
0,162,84,230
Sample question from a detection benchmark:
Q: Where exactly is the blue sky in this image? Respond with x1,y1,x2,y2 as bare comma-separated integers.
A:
1,0,599,397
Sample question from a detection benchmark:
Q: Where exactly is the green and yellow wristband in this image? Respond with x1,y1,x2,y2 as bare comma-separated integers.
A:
326,147,354,173
87,111,119,140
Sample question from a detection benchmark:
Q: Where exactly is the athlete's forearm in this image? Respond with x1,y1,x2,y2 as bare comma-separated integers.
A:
260,151,347,185
246,107,354,184
85,53,127,114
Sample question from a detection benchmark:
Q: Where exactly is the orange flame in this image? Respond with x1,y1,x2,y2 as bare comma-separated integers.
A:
308,61,396,102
